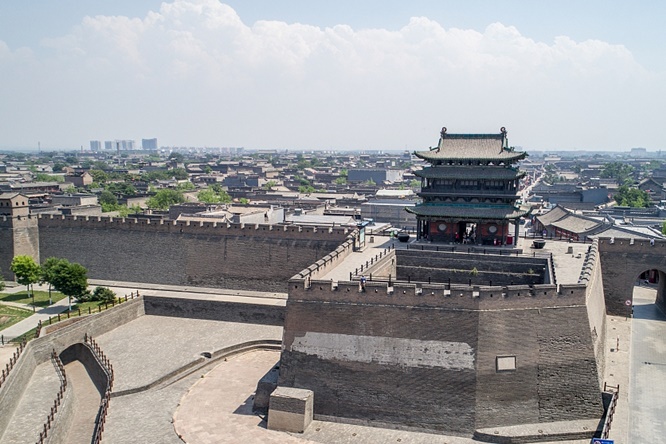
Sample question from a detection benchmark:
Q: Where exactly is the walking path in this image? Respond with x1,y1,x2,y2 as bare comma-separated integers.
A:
1,297,71,342
60,360,101,444
0,360,61,444
628,285,666,443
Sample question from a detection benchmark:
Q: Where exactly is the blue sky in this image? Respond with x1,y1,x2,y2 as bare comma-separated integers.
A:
1,0,664,151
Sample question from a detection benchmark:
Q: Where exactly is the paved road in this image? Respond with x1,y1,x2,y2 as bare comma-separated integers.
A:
629,286,666,443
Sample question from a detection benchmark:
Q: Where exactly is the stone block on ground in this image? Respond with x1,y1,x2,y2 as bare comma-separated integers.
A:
267,386,313,433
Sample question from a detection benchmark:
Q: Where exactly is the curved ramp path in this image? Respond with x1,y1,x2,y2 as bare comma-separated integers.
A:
0,361,61,444
59,360,101,444
174,349,313,444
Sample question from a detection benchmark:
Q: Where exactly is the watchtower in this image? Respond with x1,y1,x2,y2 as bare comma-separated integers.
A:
0,193,39,279
408,127,530,245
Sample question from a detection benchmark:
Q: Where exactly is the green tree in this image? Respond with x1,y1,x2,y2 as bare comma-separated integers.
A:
85,286,116,303
601,162,635,185
197,188,231,204
203,165,213,174
89,169,109,184
50,259,88,311
169,167,189,180
40,257,66,305
409,179,421,189
147,189,186,209
176,181,195,191
334,177,347,185
298,185,316,193
52,162,67,173
10,255,41,310
239,197,250,205
99,190,118,206
168,152,184,163
0,270,5,291
614,185,650,208
106,182,137,195
34,173,64,182
263,180,277,190
662,221,666,235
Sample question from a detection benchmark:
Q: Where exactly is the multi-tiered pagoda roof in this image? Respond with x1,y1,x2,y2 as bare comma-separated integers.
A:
407,127,530,244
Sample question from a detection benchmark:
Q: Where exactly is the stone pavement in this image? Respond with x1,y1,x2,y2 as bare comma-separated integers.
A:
318,236,394,282
98,316,282,444
173,350,591,444
95,315,282,392
0,360,61,444
60,359,102,444
628,285,666,443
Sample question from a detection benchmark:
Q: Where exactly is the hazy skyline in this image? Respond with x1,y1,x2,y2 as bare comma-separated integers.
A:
1,0,665,152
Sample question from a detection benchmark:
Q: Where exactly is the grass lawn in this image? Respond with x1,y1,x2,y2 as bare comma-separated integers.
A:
0,290,66,308
0,304,33,331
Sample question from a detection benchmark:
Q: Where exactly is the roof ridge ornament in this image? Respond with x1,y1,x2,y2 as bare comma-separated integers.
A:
500,127,508,150
436,127,447,152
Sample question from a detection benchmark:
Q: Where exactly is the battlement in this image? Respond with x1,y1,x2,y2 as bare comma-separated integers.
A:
291,232,358,281
289,278,586,310
578,240,599,284
36,214,351,240
597,236,666,252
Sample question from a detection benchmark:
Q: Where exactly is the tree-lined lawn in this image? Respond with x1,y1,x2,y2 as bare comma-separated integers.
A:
0,304,33,330
0,290,66,308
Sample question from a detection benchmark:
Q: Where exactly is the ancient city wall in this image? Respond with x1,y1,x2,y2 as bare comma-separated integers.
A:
0,215,40,280
143,295,285,325
598,237,666,316
37,215,350,292
289,232,357,282
395,250,548,286
578,240,607,386
279,277,601,434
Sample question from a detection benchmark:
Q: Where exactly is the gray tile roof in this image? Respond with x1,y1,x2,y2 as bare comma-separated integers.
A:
414,166,525,180
414,132,526,163
550,214,601,234
406,203,529,220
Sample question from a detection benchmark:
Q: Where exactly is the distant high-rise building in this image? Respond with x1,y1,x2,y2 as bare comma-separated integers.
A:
90,140,102,151
142,138,158,150
104,141,114,150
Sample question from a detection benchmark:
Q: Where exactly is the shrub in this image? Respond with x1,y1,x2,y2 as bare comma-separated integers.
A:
92,287,117,303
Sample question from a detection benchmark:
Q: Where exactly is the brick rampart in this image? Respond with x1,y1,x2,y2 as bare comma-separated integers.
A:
142,295,284,325
598,237,666,316
37,215,350,292
0,215,40,280
290,232,357,282
291,279,586,310
280,276,601,435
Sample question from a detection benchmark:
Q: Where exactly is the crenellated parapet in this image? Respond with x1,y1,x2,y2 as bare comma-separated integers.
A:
36,214,351,240
289,278,586,310
578,240,599,284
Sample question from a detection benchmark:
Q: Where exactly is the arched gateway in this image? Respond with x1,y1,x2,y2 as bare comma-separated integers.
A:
598,237,666,316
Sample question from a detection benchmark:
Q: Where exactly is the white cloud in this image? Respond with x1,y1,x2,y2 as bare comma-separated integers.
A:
0,0,663,150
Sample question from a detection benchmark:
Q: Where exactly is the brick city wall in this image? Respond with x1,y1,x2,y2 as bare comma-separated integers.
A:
143,295,285,326
37,215,350,292
578,240,607,386
598,237,666,316
395,250,548,286
278,277,602,434
0,215,40,280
